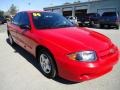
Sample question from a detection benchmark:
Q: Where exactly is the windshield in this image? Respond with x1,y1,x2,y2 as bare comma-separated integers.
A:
32,12,75,29
102,12,117,17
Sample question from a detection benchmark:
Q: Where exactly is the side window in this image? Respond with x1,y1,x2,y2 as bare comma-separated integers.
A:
19,12,30,25
12,13,21,25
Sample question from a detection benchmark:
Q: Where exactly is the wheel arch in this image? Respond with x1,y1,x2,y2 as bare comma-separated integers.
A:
35,45,58,73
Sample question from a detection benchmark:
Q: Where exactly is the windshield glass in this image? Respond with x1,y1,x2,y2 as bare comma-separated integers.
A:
102,12,116,16
32,12,75,29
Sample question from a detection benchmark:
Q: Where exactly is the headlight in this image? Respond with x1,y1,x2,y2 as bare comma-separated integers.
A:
68,51,97,62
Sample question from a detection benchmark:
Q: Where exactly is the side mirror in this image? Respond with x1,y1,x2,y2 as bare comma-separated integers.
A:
20,24,31,30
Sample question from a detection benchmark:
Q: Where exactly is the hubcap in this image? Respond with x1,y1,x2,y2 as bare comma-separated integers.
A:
9,35,13,45
39,54,51,74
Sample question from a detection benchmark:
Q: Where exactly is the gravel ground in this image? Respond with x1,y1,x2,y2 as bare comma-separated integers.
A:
0,24,120,90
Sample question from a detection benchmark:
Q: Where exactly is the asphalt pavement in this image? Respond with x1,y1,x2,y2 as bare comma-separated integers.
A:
0,24,120,90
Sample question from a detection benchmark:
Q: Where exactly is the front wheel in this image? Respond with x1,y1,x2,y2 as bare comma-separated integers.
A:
38,49,57,78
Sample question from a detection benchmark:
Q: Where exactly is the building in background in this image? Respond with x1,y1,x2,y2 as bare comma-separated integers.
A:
44,0,120,17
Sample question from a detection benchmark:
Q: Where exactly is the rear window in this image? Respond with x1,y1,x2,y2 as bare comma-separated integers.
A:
102,12,117,16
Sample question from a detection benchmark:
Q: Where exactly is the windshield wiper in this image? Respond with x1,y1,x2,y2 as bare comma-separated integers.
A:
56,24,73,28
38,26,56,29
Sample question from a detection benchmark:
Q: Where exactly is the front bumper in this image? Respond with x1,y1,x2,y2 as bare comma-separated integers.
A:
56,48,119,82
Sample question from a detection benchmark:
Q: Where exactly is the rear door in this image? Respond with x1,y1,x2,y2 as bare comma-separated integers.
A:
8,13,21,44
18,12,37,55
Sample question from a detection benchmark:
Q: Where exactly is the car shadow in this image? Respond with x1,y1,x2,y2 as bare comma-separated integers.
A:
90,25,118,30
81,24,119,30
6,38,79,85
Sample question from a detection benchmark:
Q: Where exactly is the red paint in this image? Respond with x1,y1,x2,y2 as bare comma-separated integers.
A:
7,11,119,82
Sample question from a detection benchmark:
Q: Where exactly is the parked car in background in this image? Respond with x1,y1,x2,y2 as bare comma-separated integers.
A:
7,11,119,82
5,15,12,21
99,12,120,29
85,13,100,26
77,13,100,27
65,16,78,26
77,15,86,26
0,16,6,24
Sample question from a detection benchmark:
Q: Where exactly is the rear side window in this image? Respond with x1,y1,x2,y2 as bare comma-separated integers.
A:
19,12,30,25
12,13,21,25
102,12,116,16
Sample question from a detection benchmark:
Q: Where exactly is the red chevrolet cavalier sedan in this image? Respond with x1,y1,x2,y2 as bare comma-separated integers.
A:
7,11,119,82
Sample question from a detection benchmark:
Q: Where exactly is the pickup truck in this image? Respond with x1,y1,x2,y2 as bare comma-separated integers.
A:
99,12,120,29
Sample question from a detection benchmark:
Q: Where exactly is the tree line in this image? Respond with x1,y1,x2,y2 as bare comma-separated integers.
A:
0,4,18,16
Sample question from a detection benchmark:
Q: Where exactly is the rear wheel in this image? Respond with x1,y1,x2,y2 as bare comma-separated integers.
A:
116,25,119,29
38,49,57,78
100,24,104,28
8,33,15,46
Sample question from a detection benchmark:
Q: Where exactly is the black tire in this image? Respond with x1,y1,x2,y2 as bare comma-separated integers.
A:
89,22,92,27
2,22,4,24
100,24,104,29
8,33,15,46
90,21,95,27
107,25,111,29
116,25,119,29
38,49,57,79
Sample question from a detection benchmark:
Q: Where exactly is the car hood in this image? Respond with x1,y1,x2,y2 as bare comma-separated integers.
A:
36,27,112,53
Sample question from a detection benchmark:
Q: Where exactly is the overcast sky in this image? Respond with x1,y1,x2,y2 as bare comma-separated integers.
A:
0,0,89,11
